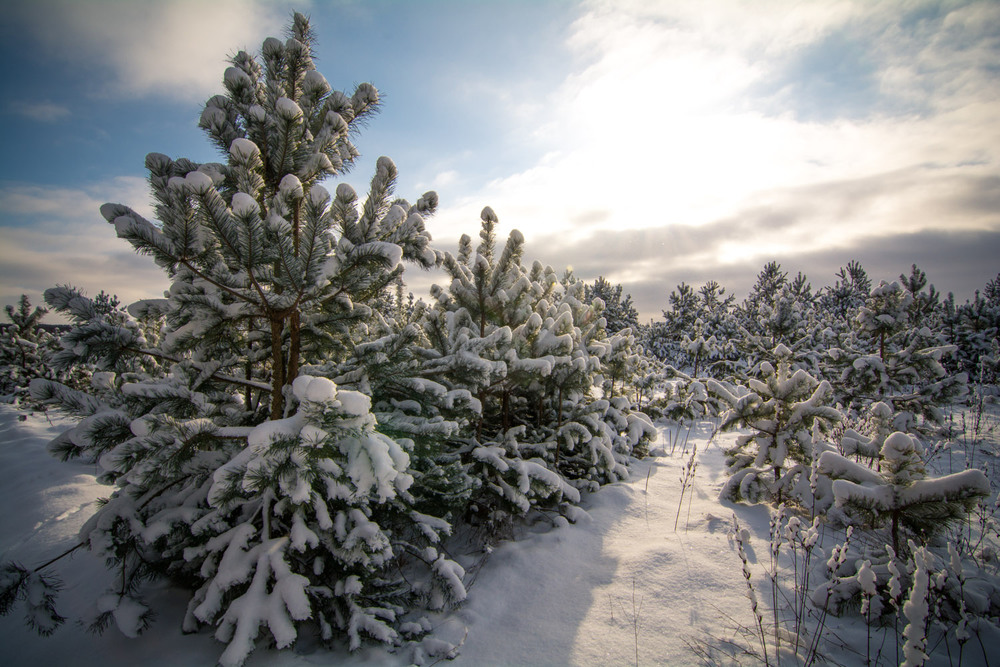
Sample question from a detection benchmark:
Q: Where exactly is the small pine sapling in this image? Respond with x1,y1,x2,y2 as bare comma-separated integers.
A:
819,431,990,555
710,344,841,505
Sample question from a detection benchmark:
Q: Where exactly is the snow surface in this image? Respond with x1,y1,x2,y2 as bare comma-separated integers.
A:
1,406,994,665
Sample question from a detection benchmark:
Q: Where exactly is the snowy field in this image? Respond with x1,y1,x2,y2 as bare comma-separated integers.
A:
1,404,997,666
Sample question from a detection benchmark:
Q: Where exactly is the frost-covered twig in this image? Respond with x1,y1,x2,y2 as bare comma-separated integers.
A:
901,543,931,667
675,445,698,532
732,515,770,667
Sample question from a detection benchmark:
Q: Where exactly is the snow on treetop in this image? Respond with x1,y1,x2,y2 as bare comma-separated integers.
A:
302,70,329,95
352,82,379,107
376,156,395,174
285,37,307,57
167,176,187,191
481,206,498,223
509,229,524,244
275,96,303,120
231,193,259,216
336,183,356,200
308,185,329,207
380,204,405,230
184,170,215,193
295,153,336,181
200,105,225,128
262,36,283,56
871,401,893,418
198,163,226,185
223,66,251,89
145,153,172,171
279,174,304,199
229,137,260,159
872,280,902,297
336,390,372,417
291,375,338,405
882,431,923,460
363,241,404,271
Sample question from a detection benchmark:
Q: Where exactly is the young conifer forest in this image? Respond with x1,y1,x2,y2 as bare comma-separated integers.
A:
2,13,1000,667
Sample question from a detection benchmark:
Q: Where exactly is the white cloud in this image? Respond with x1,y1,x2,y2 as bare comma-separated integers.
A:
8,101,71,122
430,0,1000,294
7,0,299,102
432,170,458,188
0,178,163,321
0,178,152,222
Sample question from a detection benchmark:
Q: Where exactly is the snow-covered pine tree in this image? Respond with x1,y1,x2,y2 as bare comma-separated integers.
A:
584,276,641,336
318,297,480,524
0,295,54,397
646,282,699,368
421,209,654,537
738,262,788,341
943,283,1000,381
735,269,821,376
899,264,941,331
819,260,871,330
645,279,740,378
819,431,990,554
709,343,841,504
10,14,464,665
833,280,967,433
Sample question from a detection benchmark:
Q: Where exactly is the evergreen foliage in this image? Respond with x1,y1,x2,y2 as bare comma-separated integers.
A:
0,8,997,661
1,295,54,397
421,209,656,536
12,15,459,665
584,276,641,336
819,432,990,554
710,344,841,504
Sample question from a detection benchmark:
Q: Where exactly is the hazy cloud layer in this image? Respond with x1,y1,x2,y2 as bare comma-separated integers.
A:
529,222,1000,323
1,1,997,327
7,101,70,123
423,0,1000,320
0,179,164,319
2,0,296,102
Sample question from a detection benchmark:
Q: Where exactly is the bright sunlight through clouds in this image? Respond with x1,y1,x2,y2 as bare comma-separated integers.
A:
0,0,997,321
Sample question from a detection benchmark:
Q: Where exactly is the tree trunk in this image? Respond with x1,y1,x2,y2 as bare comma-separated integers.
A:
891,509,900,556
287,310,301,387
476,389,485,441
501,389,510,433
554,386,564,468
269,316,286,419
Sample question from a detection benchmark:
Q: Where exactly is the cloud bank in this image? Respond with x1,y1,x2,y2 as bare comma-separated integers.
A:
422,0,1000,319
2,0,296,102
1,1,997,325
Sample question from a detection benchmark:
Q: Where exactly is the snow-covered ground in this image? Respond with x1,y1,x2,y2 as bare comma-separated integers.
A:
1,404,996,665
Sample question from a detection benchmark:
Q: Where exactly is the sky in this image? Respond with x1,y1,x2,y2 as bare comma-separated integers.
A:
0,0,998,324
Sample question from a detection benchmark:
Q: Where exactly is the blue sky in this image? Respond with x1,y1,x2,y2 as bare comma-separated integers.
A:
1,0,998,323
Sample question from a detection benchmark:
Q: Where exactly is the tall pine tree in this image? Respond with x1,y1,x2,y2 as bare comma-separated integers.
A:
11,14,463,665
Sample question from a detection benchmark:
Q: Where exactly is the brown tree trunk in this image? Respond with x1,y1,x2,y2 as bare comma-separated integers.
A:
892,510,900,556
287,310,300,387
502,389,510,433
269,316,286,419
554,386,564,467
